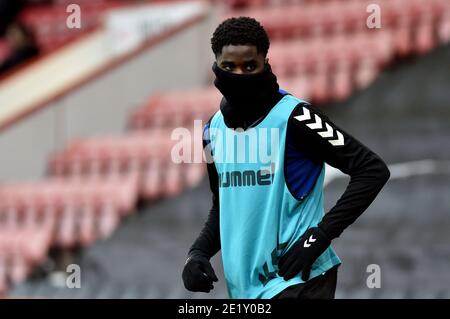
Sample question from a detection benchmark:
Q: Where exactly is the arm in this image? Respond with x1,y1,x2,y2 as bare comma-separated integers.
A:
288,102,390,239
279,102,390,281
182,118,221,292
187,151,221,259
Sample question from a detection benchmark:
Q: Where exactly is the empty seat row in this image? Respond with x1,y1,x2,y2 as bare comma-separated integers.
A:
278,55,379,104
0,176,138,216
213,0,352,9
128,88,221,130
0,175,141,261
225,0,450,42
0,228,52,294
269,30,394,75
48,131,206,200
17,0,129,52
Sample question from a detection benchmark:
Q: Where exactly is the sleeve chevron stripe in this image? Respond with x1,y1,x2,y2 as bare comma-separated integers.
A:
294,106,345,146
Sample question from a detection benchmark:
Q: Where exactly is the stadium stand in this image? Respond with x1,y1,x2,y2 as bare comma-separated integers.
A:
17,0,132,53
47,130,205,200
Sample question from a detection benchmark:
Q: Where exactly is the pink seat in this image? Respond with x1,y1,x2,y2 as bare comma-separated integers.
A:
355,57,379,90
415,12,435,54
0,255,6,295
164,163,183,197
8,253,29,284
79,204,96,246
21,228,52,263
0,40,10,63
331,60,352,101
184,163,206,189
437,3,450,43
0,164,143,291
55,205,77,248
310,62,329,104
279,76,312,102
97,204,119,239
393,17,413,57
128,88,220,130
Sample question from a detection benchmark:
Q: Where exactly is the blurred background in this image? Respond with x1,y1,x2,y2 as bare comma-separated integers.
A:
0,0,449,299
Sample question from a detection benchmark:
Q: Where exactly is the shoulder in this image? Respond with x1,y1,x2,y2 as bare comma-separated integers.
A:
203,110,221,145
287,102,346,152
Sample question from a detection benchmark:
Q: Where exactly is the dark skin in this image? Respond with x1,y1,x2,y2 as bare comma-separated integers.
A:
216,44,268,75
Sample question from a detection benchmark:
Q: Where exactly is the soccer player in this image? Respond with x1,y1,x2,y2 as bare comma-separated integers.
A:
182,17,390,299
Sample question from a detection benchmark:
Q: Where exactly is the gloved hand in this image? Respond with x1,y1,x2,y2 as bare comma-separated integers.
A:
278,227,331,281
182,253,218,293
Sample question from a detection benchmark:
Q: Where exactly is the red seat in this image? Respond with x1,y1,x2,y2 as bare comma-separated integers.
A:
142,159,162,200
331,60,352,101
0,228,52,291
79,204,96,246
393,16,413,57
279,76,312,101
310,61,330,104
415,12,435,54
0,178,137,248
0,255,6,295
97,203,119,239
128,88,220,130
184,163,206,189
0,40,10,63
439,10,450,44
354,57,379,90
55,204,77,248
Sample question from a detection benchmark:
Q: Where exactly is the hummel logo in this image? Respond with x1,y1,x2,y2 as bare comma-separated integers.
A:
303,235,317,248
294,106,345,146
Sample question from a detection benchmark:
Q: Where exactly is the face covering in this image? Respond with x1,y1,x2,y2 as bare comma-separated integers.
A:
212,62,280,129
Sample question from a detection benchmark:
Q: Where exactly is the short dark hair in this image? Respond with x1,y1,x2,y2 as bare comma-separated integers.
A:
211,16,270,58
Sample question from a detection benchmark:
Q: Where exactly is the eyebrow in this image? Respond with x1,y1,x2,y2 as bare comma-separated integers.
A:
220,59,258,64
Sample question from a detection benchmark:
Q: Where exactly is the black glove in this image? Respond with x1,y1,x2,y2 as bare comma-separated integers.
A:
278,227,331,281
182,253,218,293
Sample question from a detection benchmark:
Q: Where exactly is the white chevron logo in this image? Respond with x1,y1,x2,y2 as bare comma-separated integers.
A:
294,106,345,147
306,114,323,130
318,123,334,138
293,107,311,122
329,131,344,146
303,235,316,248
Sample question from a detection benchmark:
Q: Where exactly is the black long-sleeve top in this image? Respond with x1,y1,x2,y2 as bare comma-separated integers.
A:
188,93,390,260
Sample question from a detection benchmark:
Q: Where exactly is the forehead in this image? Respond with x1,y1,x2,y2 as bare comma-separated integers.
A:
217,44,263,62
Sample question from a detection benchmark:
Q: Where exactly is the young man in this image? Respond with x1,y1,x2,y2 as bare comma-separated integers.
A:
182,17,390,299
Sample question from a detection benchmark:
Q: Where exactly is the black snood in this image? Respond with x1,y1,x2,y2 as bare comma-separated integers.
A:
212,62,282,129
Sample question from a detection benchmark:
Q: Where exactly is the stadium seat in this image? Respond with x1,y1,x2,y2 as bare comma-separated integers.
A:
0,228,52,292
354,57,378,90
279,76,312,101
415,12,435,54
0,255,6,295
439,12,450,44
331,60,353,101
97,203,120,239
0,177,138,250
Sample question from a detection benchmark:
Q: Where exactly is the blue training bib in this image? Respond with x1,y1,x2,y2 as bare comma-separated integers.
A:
207,94,341,299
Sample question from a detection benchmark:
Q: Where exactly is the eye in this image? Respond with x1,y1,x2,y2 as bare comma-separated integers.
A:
245,63,257,71
223,65,232,71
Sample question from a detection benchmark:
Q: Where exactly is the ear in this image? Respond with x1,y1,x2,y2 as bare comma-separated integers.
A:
265,57,269,65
